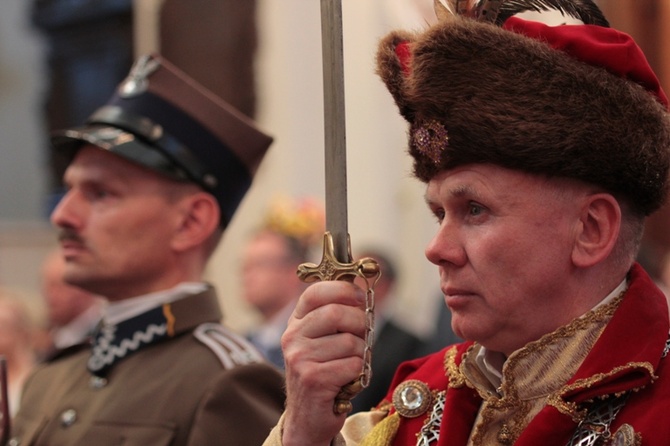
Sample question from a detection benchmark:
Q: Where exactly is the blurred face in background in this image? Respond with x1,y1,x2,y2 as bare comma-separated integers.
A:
242,231,305,321
0,298,33,358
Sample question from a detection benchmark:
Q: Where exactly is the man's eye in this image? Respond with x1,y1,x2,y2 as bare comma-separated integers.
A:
469,203,484,216
87,188,110,200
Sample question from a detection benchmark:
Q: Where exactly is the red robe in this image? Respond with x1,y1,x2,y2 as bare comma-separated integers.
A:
379,264,670,445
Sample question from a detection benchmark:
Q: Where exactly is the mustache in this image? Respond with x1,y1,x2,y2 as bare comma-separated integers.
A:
58,229,85,245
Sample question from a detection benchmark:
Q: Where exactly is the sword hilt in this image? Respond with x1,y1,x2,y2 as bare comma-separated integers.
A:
297,232,381,414
298,232,380,282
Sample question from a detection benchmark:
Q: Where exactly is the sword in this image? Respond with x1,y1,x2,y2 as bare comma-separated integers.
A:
296,0,381,415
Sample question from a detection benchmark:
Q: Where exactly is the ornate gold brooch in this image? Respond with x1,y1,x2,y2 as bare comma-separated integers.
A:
392,379,433,418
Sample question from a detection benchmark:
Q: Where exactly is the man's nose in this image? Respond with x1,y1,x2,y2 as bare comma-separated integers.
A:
425,222,466,267
50,190,83,230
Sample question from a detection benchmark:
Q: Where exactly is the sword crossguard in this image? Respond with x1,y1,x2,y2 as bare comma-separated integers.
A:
297,232,380,283
297,232,381,415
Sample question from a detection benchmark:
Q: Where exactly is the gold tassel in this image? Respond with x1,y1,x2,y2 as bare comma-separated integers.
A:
359,413,400,446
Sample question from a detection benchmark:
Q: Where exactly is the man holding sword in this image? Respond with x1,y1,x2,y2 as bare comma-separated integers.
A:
265,0,670,445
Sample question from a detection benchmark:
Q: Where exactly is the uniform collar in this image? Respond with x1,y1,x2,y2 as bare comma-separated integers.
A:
104,282,209,325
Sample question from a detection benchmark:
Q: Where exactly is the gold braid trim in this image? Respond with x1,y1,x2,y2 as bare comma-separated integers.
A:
444,345,467,388
504,293,623,366
466,292,627,445
468,383,531,445
359,413,400,446
547,361,657,422
162,303,176,337
480,291,624,420
546,395,582,422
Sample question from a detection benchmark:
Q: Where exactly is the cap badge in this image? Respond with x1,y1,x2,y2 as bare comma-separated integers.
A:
118,55,161,98
86,127,134,150
412,119,449,165
392,379,433,418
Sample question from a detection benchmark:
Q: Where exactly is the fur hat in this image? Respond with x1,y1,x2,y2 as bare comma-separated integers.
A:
376,0,670,216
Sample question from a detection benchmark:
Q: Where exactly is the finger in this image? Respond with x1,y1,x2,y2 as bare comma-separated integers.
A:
283,331,366,366
292,281,365,320
296,303,366,339
288,354,364,391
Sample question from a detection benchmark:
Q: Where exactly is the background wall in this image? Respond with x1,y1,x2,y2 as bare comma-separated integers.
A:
0,0,51,316
0,0,48,222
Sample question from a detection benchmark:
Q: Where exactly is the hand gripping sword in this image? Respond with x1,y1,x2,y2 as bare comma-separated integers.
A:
296,0,381,415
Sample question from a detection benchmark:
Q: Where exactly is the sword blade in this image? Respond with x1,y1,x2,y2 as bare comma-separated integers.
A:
320,0,350,263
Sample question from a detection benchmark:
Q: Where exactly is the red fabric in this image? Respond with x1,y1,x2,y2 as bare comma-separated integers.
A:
379,343,480,446
395,42,412,77
503,17,668,109
561,264,668,401
515,264,670,445
379,264,670,445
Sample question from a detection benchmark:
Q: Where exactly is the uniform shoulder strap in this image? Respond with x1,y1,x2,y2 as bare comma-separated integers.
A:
193,322,266,370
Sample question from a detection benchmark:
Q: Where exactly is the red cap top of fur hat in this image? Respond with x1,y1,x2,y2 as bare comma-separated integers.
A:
376,0,670,216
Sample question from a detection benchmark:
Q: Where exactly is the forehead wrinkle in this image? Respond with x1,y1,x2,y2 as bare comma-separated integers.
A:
448,176,529,211
64,160,125,192
449,184,480,200
425,180,481,205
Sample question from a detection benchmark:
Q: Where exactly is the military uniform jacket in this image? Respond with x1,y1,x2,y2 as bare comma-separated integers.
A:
12,287,285,446
263,264,670,445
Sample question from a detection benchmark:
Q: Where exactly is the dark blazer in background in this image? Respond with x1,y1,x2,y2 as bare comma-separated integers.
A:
351,320,426,413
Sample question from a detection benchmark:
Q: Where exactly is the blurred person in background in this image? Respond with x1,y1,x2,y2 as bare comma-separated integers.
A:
243,196,323,369
0,291,39,417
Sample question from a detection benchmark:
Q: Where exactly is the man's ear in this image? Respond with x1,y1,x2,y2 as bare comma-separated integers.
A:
571,193,621,268
171,192,220,252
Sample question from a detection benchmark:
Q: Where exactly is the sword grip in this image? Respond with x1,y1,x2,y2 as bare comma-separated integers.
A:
297,232,380,414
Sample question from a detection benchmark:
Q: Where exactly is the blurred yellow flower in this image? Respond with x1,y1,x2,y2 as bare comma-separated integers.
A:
263,195,325,246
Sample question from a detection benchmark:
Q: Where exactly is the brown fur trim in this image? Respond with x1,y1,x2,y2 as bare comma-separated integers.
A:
375,17,670,216
376,30,417,122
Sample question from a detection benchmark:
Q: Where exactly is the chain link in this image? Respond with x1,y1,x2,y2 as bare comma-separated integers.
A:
360,281,376,388
333,259,380,413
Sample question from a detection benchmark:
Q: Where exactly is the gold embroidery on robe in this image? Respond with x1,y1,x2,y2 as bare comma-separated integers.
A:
461,294,624,445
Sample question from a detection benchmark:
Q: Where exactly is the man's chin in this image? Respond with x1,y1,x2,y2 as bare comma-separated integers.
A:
62,271,97,293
